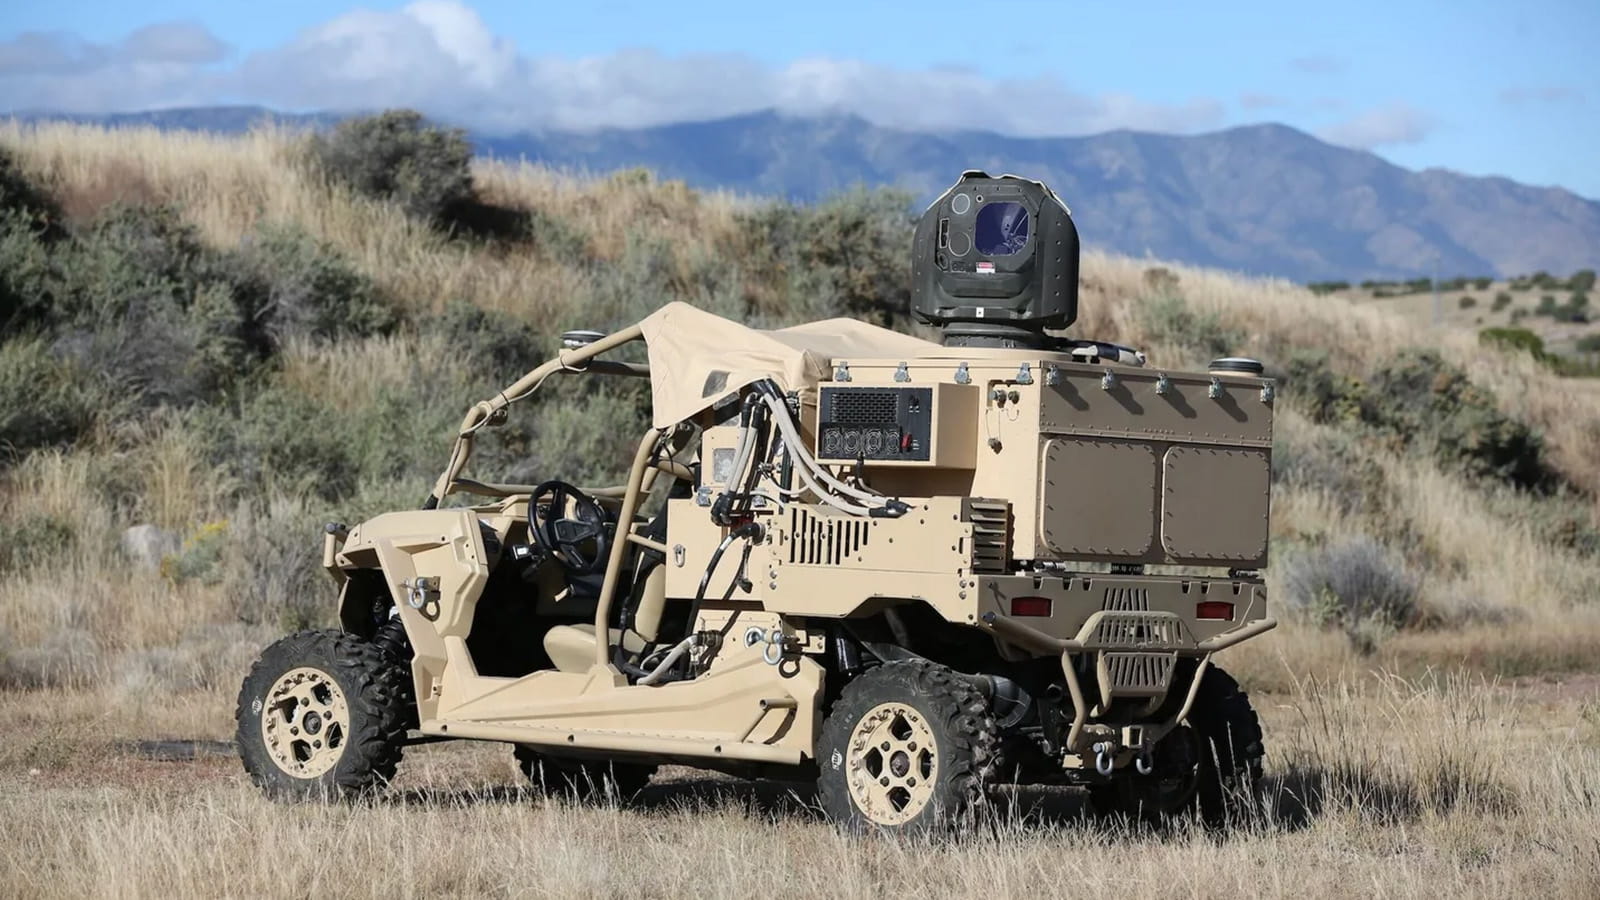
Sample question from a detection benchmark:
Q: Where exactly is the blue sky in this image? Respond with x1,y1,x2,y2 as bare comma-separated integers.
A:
2,0,1595,197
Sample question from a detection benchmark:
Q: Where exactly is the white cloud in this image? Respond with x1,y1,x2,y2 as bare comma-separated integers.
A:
120,23,228,65
1317,102,1436,149
0,1,1227,137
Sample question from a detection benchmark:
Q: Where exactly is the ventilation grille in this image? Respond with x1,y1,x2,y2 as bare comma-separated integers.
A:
788,507,870,566
964,499,1010,573
1101,652,1176,696
1088,613,1187,649
828,390,898,425
1101,588,1150,612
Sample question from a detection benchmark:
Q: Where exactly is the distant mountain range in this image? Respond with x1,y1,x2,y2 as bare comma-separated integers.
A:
14,106,1599,283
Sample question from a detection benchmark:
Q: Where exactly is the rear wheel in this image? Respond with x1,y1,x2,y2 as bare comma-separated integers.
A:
235,630,410,800
514,746,656,803
817,659,998,833
1090,664,1264,827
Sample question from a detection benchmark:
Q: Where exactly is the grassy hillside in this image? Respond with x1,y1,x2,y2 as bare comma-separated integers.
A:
1,119,1598,897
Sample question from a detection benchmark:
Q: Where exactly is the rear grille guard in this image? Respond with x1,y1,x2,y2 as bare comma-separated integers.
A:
979,610,1277,755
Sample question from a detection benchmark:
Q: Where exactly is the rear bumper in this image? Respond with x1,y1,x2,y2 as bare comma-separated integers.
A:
980,610,1277,655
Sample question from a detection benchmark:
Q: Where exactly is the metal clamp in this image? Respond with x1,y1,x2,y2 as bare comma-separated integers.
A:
894,361,910,382
833,362,851,382
1155,373,1171,395
1208,376,1223,399
1260,380,1276,403
954,362,971,384
1015,362,1034,385
1101,370,1118,390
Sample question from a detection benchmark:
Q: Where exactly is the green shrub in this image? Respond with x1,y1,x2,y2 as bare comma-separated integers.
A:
222,499,331,631
1307,280,1349,295
1367,352,1554,491
309,110,474,226
0,146,62,234
0,338,104,456
1536,295,1558,315
0,209,58,330
1283,348,1368,423
1491,292,1512,312
160,521,229,584
1458,295,1476,309
733,187,914,326
1571,269,1596,293
1478,327,1545,356
1472,277,1492,291
225,224,397,346
1291,346,1555,492
426,301,546,378
1576,334,1600,354
0,512,75,573
1283,537,1420,652
1139,294,1245,360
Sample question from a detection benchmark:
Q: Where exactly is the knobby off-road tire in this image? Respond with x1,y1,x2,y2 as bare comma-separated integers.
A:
236,630,410,801
817,659,999,833
1090,664,1264,828
514,746,657,803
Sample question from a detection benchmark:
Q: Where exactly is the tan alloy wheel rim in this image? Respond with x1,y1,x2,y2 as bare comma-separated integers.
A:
262,667,351,778
845,702,938,825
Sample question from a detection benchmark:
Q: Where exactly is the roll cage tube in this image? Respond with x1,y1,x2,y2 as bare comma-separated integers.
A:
425,324,647,506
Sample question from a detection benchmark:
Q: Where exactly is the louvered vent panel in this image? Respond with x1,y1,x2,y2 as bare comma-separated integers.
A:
1089,613,1186,648
788,507,870,566
1101,588,1150,612
964,499,1010,573
1101,652,1176,695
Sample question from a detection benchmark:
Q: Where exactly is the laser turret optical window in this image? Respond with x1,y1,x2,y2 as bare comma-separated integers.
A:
974,202,1030,255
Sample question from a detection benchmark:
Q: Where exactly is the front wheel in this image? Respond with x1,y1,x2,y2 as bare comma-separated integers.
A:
816,660,998,833
235,630,410,800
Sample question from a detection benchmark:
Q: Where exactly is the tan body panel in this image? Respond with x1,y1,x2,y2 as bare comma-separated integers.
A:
830,351,1272,566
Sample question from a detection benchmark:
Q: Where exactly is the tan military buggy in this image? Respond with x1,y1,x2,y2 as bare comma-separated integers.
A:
236,172,1276,832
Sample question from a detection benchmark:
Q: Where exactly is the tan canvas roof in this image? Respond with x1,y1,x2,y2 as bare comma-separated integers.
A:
639,302,942,428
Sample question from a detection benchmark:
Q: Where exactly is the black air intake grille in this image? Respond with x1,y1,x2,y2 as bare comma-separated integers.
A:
828,390,898,425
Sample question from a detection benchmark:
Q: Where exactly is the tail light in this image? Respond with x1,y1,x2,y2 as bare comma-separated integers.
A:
1010,596,1053,617
1196,600,1235,621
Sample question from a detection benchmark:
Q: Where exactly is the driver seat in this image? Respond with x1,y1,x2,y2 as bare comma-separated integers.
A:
543,566,666,673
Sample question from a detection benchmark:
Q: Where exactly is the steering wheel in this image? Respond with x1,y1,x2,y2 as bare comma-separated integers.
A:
529,480,610,575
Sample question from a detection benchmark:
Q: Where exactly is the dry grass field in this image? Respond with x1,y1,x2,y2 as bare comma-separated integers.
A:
1,121,1598,898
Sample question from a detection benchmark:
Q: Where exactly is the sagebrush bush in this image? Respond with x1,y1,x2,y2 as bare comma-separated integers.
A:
733,187,914,326
1137,293,1244,359
309,110,474,226
227,224,397,346
426,301,546,378
1368,352,1554,492
223,498,332,632
0,626,101,689
1283,537,1421,651
0,338,104,456
0,510,75,573
1288,348,1555,493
